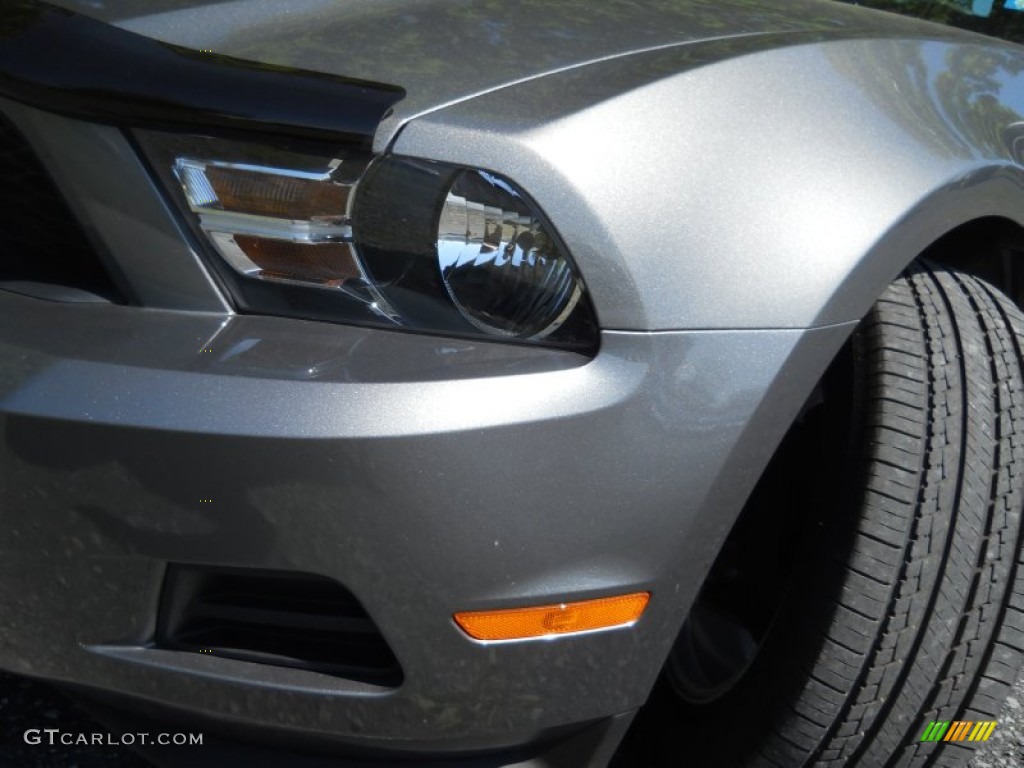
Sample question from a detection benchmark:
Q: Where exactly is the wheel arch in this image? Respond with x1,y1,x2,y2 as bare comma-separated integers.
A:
726,207,1024,554
813,176,1024,329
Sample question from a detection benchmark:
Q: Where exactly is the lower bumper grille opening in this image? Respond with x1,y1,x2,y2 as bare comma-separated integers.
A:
156,565,402,687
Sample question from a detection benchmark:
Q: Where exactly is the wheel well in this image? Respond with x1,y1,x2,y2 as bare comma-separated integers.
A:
753,215,1024,520
915,216,1024,306
692,215,1024,631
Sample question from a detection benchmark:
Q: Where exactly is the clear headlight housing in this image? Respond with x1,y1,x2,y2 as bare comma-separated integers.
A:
136,132,597,350
437,170,583,339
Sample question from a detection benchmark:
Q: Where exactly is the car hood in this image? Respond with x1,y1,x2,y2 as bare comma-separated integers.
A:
47,0,887,141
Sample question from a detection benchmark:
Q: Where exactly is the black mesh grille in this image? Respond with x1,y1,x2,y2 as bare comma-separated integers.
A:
0,115,123,301
157,565,403,687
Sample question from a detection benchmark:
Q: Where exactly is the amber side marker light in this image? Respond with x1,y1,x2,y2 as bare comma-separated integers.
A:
454,593,650,642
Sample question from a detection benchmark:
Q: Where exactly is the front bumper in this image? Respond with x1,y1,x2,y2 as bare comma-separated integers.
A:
0,287,854,758
0,6,857,759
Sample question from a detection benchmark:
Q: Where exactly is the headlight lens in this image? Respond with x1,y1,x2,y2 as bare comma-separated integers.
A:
437,170,583,339
136,131,596,349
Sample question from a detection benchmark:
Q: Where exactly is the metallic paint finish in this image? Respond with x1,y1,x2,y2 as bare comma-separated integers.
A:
46,0,949,146
0,98,230,312
0,285,855,748
394,33,1024,330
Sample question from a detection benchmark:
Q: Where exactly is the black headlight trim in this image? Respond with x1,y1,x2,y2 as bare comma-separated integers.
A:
353,155,600,349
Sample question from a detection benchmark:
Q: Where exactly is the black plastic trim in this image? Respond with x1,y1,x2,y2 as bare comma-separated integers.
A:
0,0,405,145
0,111,129,303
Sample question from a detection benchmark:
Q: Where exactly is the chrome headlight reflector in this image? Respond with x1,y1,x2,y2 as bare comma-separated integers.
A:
137,132,596,349
438,170,583,339
146,135,368,291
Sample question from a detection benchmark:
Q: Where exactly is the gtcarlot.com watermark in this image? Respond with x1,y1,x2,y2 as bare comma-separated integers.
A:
24,728,203,747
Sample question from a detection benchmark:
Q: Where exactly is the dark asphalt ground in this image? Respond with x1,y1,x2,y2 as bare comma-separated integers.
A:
0,669,1021,767
0,673,150,767
968,676,1024,768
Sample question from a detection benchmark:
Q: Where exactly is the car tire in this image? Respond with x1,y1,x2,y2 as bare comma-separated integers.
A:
625,262,1024,767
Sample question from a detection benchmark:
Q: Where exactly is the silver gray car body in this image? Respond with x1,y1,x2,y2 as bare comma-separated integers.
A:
3,0,1024,764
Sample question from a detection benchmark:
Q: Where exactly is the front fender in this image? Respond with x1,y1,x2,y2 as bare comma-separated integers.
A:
390,32,1024,331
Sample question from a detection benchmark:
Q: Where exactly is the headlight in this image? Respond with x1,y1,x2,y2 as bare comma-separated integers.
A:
136,132,597,350
437,170,583,339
